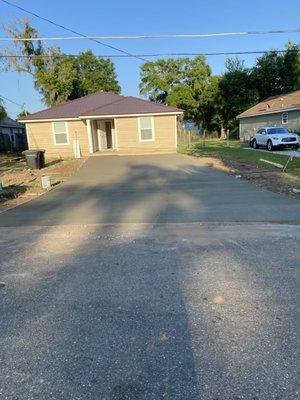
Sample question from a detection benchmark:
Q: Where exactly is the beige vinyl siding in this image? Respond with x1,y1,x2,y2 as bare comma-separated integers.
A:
25,120,90,157
25,114,178,157
116,115,177,154
239,110,300,141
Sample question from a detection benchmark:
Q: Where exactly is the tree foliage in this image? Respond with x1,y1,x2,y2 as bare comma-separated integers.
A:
140,56,213,127
252,42,300,101
219,58,258,131
139,43,299,135
0,99,7,120
17,109,29,119
2,20,120,107
140,56,211,102
198,76,222,132
74,50,120,97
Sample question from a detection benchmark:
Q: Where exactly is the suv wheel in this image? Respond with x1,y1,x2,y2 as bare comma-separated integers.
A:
253,139,258,149
267,140,273,151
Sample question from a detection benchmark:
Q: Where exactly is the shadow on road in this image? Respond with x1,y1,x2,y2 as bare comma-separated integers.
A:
0,157,299,399
0,223,203,398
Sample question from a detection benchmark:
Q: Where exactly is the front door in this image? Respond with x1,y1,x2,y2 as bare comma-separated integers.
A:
97,121,113,150
105,121,112,149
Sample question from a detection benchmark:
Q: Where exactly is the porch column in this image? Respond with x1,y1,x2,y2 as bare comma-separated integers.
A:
86,119,93,153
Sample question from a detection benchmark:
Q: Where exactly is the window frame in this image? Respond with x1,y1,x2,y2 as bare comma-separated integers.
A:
138,116,155,142
282,112,288,124
52,121,70,145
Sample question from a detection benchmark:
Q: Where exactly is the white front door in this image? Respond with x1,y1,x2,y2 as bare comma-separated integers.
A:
97,121,114,150
100,128,108,149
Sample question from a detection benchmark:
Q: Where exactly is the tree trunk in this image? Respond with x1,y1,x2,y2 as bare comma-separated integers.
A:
220,124,226,139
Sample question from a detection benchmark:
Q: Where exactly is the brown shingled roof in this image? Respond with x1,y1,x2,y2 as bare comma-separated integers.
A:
20,91,182,121
237,90,300,119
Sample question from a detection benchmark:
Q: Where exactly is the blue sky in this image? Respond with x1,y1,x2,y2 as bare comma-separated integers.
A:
1,0,300,118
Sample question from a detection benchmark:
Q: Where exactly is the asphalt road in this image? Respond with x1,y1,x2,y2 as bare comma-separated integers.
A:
0,154,299,399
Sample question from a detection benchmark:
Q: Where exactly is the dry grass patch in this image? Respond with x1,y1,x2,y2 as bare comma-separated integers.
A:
0,153,85,211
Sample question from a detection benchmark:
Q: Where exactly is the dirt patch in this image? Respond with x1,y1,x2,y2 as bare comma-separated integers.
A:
190,154,300,199
0,155,86,211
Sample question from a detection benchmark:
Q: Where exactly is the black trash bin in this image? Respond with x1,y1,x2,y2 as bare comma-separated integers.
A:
22,149,45,169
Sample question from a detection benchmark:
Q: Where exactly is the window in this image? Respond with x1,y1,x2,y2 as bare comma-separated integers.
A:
138,117,154,141
53,121,69,145
282,112,288,124
267,127,289,135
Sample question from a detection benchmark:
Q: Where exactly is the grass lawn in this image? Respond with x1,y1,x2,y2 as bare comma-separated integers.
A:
0,153,85,210
182,139,300,177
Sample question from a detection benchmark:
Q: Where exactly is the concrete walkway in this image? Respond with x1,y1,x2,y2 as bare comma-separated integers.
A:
0,153,300,226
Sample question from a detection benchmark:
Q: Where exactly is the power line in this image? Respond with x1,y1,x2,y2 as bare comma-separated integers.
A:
0,49,298,59
0,0,148,62
0,29,299,41
0,93,23,107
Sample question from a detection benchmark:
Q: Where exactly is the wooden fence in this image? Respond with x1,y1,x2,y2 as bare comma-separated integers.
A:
177,129,200,149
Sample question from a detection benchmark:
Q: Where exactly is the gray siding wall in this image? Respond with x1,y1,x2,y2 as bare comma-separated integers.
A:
239,110,300,141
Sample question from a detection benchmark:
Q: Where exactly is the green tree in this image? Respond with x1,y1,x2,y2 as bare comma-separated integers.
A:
74,51,120,97
198,76,222,133
0,99,7,120
140,56,212,128
219,58,258,131
166,85,197,120
17,109,29,119
252,42,300,100
32,48,78,106
2,20,121,106
140,58,188,103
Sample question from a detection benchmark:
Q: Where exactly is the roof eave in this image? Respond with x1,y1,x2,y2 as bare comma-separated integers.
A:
19,116,80,123
237,106,300,119
79,111,184,119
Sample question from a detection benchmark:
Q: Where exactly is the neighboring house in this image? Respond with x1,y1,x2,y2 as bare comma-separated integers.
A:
237,90,300,141
19,91,183,157
0,116,27,151
182,120,201,136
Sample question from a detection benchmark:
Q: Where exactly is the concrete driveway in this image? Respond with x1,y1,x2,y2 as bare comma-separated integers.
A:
0,154,299,399
0,153,300,226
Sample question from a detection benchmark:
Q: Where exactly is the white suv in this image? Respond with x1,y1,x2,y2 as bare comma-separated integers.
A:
251,127,299,151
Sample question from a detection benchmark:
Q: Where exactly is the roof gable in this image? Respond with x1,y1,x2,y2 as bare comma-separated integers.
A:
82,95,181,116
237,90,300,119
20,91,182,121
0,116,24,128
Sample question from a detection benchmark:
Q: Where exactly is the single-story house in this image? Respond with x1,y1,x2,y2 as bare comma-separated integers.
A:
237,90,300,141
19,91,183,157
0,116,27,151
